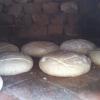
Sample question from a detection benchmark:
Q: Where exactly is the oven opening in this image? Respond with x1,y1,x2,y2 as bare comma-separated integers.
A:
0,0,99,100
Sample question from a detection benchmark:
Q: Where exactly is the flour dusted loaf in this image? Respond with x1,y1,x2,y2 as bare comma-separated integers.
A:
39,51,91,77
60,39,96,54
89,49,100,66
0,42,19,52
0,76,3,90
21,41,59,57
0,52,33,76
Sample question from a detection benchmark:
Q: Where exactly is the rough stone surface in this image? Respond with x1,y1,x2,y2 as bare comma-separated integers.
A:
34,0,51,2
31,24,47,36
0,0,13,6
0,0,79,39
14,0,28,3
19,24,48,38
24,3,42,14
48,24,63,35
50,15,63,25
64,14,79,37
8,4,23,18
64,24,79,37
43,2,59,14
22,14,33,27
61,1,78,13
32,14,49,26
0,13,14,25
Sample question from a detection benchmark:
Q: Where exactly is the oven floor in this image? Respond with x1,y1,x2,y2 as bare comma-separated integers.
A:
0,59,100,100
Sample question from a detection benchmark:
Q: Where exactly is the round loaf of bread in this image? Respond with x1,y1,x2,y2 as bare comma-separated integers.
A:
0,52,33,76
89,49,100,66
60,39,96,54
0,76,3,90
0,42,19,52
39,51,91,77
21,41,59,57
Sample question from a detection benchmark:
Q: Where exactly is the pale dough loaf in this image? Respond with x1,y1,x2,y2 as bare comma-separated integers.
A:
60,39,96,54
89,49,100,66
0,52,33,75
39,51,91,77
0,76,3,90
21,41,59,57
0,42,19,52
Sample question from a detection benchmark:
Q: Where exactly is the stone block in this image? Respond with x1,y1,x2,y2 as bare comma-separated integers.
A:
8,4,23,18
0,13,14,25
43,2,59,14
24,3,42,14
64,24,79,37
0,0,13,6
34,0,51,3
22,14,33,27
32,14,49,26
14,0,28,3
50,15,63,25
48,24,63,35
60,1,78,14
18,24,48,38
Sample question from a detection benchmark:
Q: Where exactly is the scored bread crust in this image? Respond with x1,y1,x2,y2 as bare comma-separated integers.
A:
39,51,91,77
21,41,59,57
60,39,96,54
0,52,33,76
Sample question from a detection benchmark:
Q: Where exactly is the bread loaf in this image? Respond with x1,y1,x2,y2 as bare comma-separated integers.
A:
0,52,33,75
39,51,91,77
0,76,3,90
89,49,100,66
21,41,59,57
0,42,19,52
60,39,96,54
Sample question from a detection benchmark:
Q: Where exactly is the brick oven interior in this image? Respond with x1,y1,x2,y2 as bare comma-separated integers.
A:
0,0,100,100
0,0,99,45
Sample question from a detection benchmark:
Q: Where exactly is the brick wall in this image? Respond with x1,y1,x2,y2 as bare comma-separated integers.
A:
78,0,100,45
0,0,79,42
